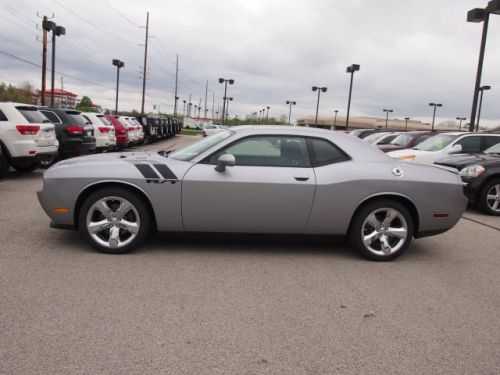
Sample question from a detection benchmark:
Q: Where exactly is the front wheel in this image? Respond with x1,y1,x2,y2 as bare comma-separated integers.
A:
78,188,151,254
0,147,10,178
478,179,500,216
349,200,414,261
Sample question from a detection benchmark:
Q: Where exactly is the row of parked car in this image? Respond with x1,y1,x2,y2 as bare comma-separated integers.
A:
350,128,500,216
0,102,181,177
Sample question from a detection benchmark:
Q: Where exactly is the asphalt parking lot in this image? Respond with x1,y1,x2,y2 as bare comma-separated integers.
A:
1,135,499,375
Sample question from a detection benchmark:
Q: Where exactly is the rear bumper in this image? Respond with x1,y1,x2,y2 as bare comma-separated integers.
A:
61,139,96,158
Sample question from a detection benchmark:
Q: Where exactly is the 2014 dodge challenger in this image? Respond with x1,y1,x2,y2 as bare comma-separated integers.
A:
37,126,467,261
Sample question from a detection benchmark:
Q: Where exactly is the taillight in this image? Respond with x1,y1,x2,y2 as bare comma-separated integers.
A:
98,127,110,133
16,125,40,135
66,126,84,135
128,127,134,132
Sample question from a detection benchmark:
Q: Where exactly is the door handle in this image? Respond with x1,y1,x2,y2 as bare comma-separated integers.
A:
294,176,309,181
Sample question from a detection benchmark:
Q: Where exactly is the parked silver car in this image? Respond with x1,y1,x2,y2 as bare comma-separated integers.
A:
37,126,467,261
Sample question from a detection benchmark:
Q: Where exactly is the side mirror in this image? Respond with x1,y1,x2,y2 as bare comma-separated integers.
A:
449,144,463,154
215,154,235,172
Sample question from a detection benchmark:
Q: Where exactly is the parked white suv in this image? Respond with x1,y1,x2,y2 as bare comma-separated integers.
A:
388,132,500,165
82,112,116,152
0,102,58,177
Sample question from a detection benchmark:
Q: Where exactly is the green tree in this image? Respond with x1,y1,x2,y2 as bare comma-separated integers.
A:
75,96,98,112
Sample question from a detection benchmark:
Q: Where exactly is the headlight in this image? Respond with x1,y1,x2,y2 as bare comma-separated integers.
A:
459,165,485,177
398,154,416,160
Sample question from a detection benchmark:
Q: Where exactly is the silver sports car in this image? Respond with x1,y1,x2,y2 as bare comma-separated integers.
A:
37,126,467,261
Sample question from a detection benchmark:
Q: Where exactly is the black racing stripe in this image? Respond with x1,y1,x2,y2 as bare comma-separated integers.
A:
134,164,160,179
153,164,178,180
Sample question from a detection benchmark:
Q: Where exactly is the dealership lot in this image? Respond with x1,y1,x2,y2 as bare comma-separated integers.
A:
1,135,499,374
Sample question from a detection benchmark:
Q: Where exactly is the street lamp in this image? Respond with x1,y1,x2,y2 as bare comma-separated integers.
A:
286,100,296,125
225,97,233,121
182,99,186,117
219,77,234,125
476,85,491,131
345,64,360,131
188,102,192,117
333,109,339,128
112,59,124,114
428,103,442,131
194,105,198,119
404,117,410,131
456,117,467,131
312,86,327,126
48,23,65,107
266,106,270,122
382,109,393,128
467,1,500,132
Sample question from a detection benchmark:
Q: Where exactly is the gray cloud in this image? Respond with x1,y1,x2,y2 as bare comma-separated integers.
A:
0,0,499,127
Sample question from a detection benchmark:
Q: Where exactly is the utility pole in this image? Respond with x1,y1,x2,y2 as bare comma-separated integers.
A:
188,94,191,117
198,98,202,118
211,92,215,121
204,79,208,119
140,11,149,116
41,16,49,106
173,54,179,118
60,75,64,107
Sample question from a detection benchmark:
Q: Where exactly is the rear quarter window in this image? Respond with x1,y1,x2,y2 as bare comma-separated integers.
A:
0,109,7,121
17,107,49,123
308,138,350,167
484,136,500,150
40,110,61,124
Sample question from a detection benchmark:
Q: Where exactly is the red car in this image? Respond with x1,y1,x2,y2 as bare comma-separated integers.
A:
105,115,129,149
378,131,441,153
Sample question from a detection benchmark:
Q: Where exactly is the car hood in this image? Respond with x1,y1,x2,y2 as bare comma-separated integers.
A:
378,144,407,152
387,148,435,158
434,153,500,169
47,152,192,181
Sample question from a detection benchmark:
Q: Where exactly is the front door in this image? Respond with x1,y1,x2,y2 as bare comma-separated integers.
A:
182,135,316,233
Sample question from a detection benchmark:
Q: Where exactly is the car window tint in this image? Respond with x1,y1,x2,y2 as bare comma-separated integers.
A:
309,138,350,166
40,110,61,124
0,109,7,121
16,107,48,123
378,134,398,145
97,115,112,126
415,135,431,145
208,136,310,167
455,136,481,153
483,136,500,150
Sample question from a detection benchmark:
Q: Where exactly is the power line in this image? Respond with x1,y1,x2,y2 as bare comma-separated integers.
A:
103,0,140,27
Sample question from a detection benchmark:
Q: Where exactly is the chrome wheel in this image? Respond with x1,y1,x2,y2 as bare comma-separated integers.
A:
86,196,140,249
486,184,500,212
361,208,408,256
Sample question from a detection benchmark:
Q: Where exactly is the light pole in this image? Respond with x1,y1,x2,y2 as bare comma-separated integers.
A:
112,59,124,114
404,117,410,131
49,23,65,107
312,86,327,126
456,117,467,131
467,1,500,132
182,100,186,117
345,64,360,131
333,109,338,128
226,97,233,122
429,103,442,131
266,106,270,123
286,100,296,125
382,109,393,128
188,102,192,117
194,105,198,119
219,78,234,125
476,85,491,131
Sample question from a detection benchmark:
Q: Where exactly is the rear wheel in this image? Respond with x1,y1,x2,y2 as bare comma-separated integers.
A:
349,200,413,261
78,187,151,254
478,179,500,216
38,150,60,169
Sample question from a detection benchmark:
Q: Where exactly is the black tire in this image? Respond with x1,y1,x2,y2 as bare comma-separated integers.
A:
78,187,152,254
349,200,414,261
38,150,60,169
13,162,38,173
0,146,10,178
478,178,500,216
202,131,207,137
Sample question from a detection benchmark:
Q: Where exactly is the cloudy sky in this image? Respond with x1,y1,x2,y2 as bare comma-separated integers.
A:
1,0,499,127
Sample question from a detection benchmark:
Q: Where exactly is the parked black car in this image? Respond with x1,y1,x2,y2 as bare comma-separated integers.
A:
435,142,500,216
38,108,96,166
135,116,159,144
158,118,169,139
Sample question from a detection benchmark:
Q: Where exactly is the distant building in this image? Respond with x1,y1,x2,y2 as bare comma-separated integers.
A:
37,89,78,108
297,115,461,132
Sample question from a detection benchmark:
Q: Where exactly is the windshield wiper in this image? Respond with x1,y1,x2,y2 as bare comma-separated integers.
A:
158,149,174,157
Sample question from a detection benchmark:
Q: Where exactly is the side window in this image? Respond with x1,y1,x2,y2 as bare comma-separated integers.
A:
0,109,7,121
415,135,430,145
206,136,310,167
308,138,350,167
40,110,61,124
483,136,500,150
455,136,481,153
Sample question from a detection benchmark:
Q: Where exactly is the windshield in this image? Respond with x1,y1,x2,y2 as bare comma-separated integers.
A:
377,134,398,145
170,130,234,161
484,143,500,155
97,115,112,126
65,112,89,126
364,133,386,143
16,106,50,124
390,134,413,147
414,134,458,151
